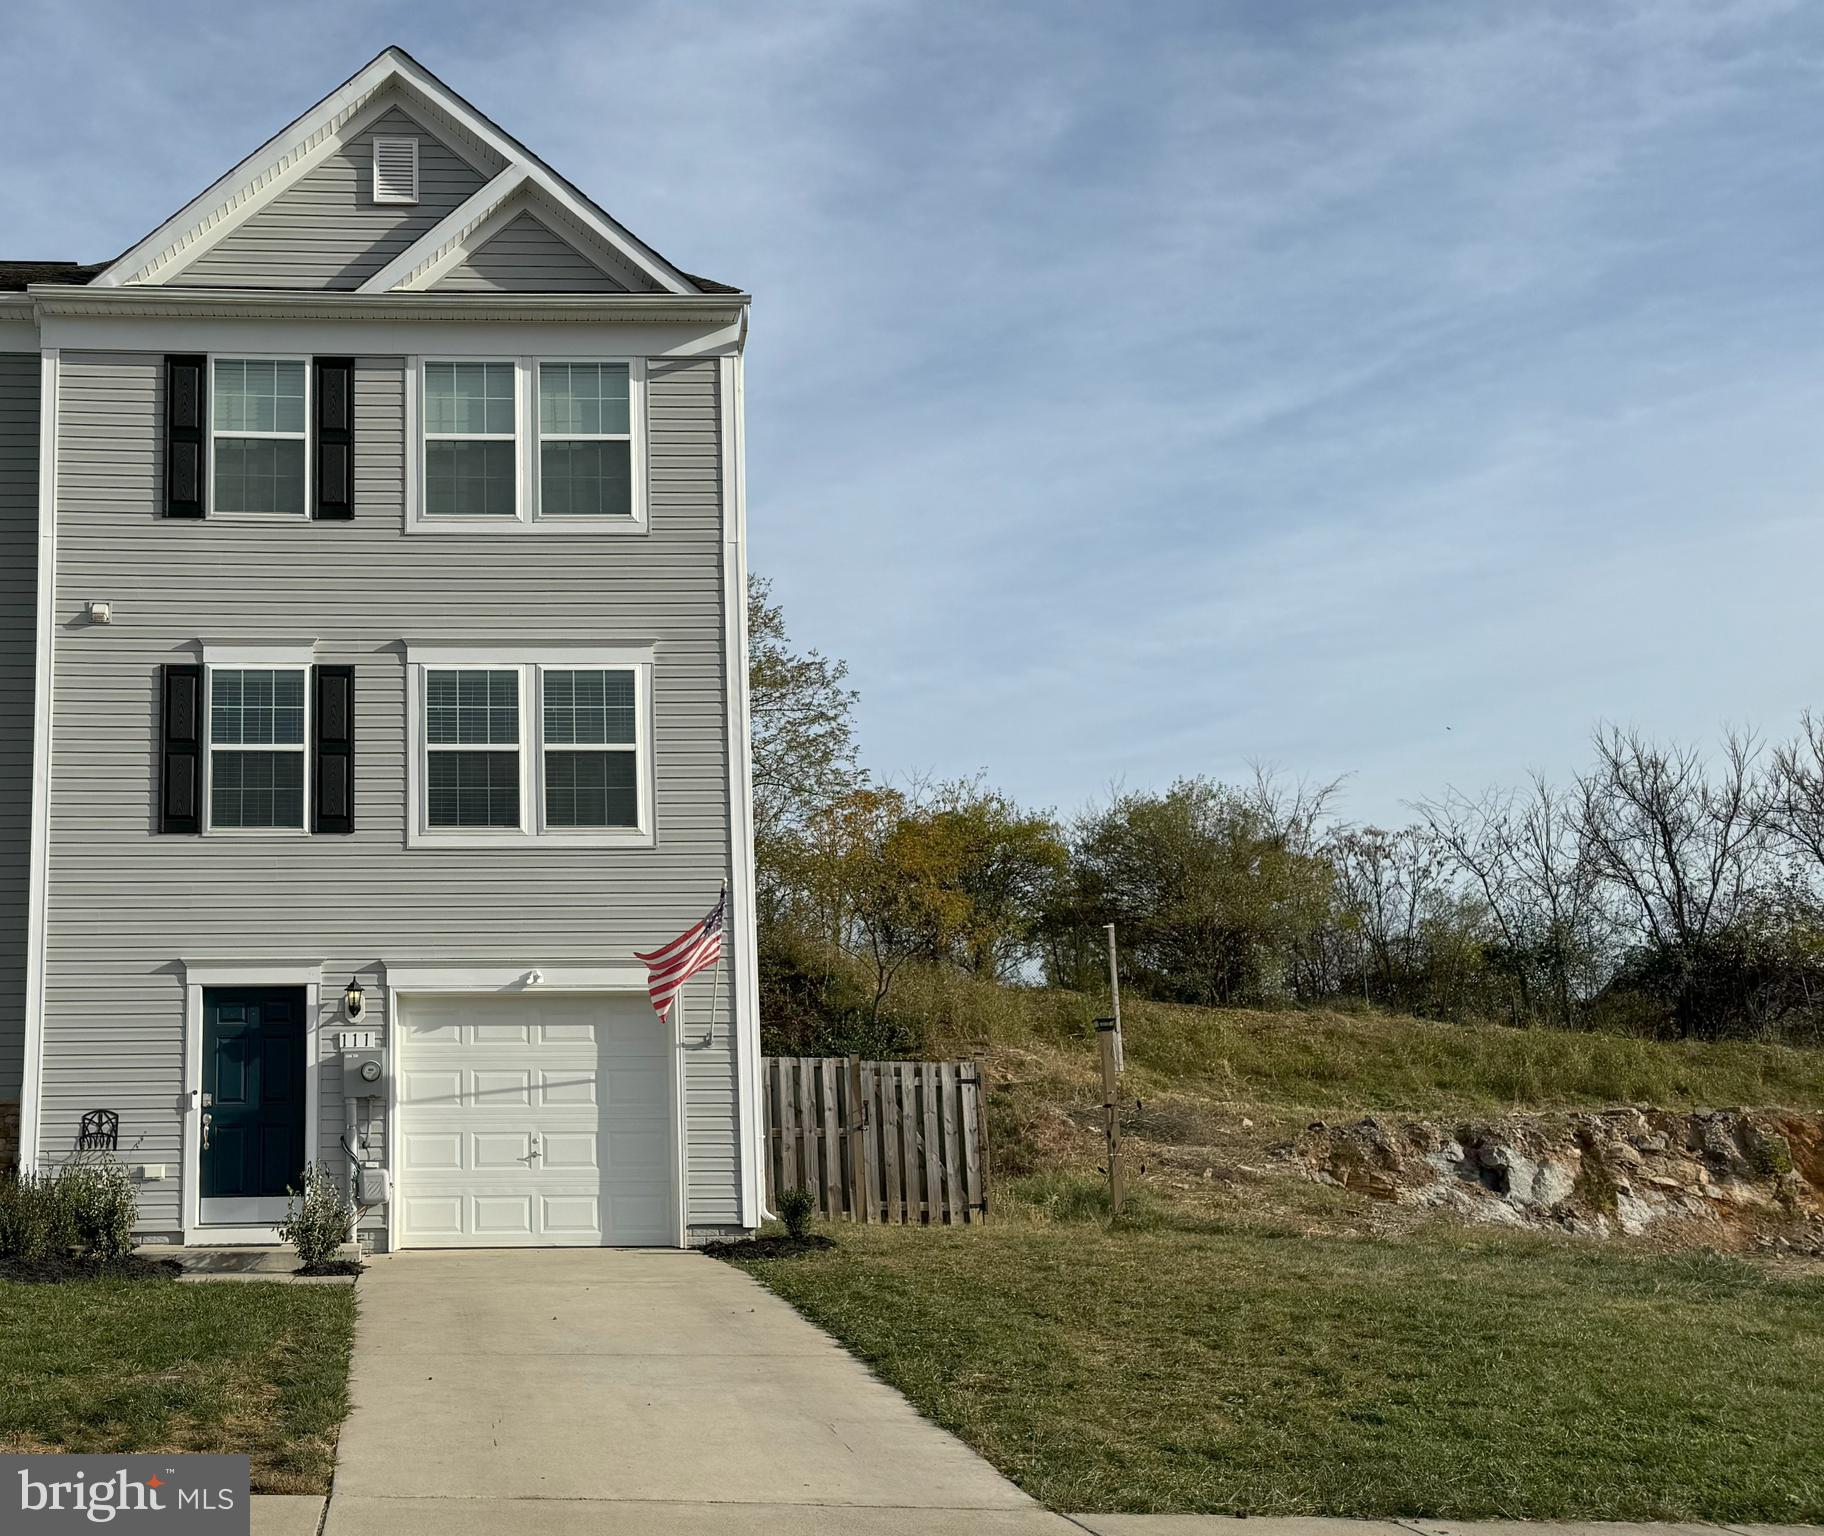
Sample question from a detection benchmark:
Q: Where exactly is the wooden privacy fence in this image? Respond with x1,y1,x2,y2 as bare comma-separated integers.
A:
764,1057,989,1224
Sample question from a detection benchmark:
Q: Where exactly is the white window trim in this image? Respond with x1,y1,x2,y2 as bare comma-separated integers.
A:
207,353,312,522
201,642,316,838
405,356,648,535
405,643,657,849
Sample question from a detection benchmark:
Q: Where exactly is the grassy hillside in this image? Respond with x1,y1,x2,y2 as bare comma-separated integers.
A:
881,964,1824,1110
836,965,1824,1197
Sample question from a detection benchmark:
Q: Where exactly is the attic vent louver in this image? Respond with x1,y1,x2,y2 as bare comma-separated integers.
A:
372,137,419,205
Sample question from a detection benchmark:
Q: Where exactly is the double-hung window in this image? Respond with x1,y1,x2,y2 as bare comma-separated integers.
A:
543,669,638,826
538,363,633,518
425,668,523,828
412,358,645,530
213,358,308,516
407,647,654,846
206,662,308,831
424,362,517,517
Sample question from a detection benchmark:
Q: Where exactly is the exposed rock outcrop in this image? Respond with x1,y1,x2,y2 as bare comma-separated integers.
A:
1294,1108,1824,1247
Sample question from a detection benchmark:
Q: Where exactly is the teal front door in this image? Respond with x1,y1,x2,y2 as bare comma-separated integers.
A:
201,987,307,1225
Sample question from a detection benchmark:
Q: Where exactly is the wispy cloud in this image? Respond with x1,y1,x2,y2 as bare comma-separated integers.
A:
5,0,1823,822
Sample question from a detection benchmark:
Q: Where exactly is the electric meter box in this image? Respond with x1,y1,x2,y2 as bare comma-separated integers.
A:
342,1047,386,1099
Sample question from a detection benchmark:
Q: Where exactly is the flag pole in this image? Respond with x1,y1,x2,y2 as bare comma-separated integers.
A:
707,882,727,1047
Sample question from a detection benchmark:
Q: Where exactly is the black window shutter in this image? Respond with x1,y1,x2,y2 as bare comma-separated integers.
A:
313,666,354,834
160,665,202,833
165,356,206,518
313,358,355,520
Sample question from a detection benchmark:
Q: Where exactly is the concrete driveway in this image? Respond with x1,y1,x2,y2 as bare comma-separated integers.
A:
323,1248,1075,1534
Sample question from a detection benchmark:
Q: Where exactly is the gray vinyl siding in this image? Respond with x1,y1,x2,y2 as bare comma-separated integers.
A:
173,105,500,290
0,355,37,1104
432,211,645,294
43,351,740,1234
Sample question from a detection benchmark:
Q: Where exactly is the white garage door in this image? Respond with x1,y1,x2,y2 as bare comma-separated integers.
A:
397,993,676,1247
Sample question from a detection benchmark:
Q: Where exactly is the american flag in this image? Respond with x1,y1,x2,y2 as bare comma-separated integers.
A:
635,891,727,1021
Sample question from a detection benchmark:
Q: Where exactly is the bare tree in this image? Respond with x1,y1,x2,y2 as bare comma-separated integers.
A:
1575,726,1771,1036
1418,775,1606,1028
1769,710,1824,880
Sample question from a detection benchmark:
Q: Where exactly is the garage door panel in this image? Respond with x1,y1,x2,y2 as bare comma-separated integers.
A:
542,1195,600,1234
472,1195,535,1236
607,1194,671,1242
404,1069,463,1106
404,1132,464,1172
606,1068,664,1106
541,1132,598,1170
399,994,675,1248
540,1069,597,1106
402,1195,464,1237
539,1020,595,1044
474,1069,534,1107
472,1131,535,1169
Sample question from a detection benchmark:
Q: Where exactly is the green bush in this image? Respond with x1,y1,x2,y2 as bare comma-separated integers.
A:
62,1153,138,1263
276,1164,354,1268
777,1186,816,1240
0,1154,137,1266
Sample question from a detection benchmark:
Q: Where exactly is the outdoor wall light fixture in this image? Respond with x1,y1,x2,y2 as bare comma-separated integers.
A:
344,976,366,1021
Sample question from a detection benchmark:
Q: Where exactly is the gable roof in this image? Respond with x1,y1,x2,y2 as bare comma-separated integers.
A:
74,46,739,298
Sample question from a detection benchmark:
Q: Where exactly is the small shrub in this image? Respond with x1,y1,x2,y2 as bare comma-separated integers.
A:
63,1152,138,1263
0,1156,136,1267
0,1169,73,1264
777,1186,816,1240
276,1164,355,1269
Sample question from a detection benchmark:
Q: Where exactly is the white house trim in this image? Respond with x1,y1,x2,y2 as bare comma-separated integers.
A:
719,353,764,1226
178,961,324,1246
386,965,649,993
357,166,531,293
32,313,743,368
91,47,698,297
19,350,58,1170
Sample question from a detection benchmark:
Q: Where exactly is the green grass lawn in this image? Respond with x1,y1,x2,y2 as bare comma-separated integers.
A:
0,1275,356,1494
735,1219,1824,1521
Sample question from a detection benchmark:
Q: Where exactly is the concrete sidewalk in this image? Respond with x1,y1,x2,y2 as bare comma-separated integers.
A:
1064,1524,1819,1536
321,1248,1067,1534
1057,1517,1824,1525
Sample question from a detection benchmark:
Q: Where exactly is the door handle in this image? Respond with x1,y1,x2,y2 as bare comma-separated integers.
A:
201,1113,213,1151
526,1136,541,1161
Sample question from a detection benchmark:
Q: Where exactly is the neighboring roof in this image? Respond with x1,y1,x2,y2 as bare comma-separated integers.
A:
0,262,105,291
680,271,744,296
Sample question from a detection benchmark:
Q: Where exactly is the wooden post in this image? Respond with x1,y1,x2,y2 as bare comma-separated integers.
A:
1097,1021,1126,1217
1098,921,1126,1217
846,1055,870,1223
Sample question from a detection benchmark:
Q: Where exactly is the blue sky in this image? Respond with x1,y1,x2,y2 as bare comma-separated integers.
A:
6,0,1823,827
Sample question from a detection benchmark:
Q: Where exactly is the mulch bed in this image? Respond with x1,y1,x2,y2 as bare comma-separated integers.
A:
700,1233,836,1261
0,1254,184,1284
296,1259,365,1277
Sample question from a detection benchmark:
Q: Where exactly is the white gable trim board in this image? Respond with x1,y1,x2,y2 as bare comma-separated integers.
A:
93,48,697,297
